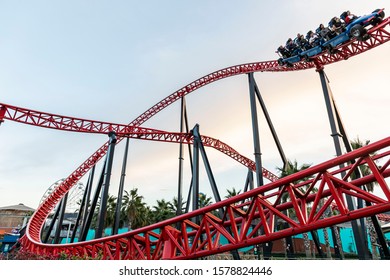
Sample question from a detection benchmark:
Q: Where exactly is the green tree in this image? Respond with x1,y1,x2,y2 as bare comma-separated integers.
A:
104,195,117,230
276,160,312,187
199,192,213,208
225,187,241,199
276,159,313,258
351,137,380,259
170,196,186,215
122,188,151,230
152,199,175,223
351,137,376,192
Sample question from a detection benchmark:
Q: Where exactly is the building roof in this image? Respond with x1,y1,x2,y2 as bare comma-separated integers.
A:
0,203,35,212
378,212,390,222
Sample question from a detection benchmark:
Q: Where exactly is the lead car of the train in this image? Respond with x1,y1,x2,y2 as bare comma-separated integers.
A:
277,8,385,66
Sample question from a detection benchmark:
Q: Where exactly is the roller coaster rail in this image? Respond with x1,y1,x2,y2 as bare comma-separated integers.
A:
0,102,278,182
1,16,389,259
20,136,390,259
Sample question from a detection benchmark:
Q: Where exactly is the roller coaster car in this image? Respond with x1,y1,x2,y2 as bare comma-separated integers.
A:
350,8,385,39
324,8,385,51
277,8,385,66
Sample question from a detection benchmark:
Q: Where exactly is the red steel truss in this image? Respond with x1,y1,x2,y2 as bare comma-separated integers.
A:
0,102,278,182
3,17,390,258
129,17,390,128
19,136,390,259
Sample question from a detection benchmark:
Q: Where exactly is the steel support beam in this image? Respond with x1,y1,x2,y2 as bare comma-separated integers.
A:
318,69,371,259
79,165,95,240
190,124,223,212
177,97,186,216
248,73,266,259
113,137,130,235
80,161,106,241
332,94,390,258
43,201,61,243
253,79,287,168
70,181,88,243
191,126,200,215
191,124,240,260
96,131,117,239
248,73,264,188
243,169,254,192
192,124,222,205
53,193,68,244
331,226,344,259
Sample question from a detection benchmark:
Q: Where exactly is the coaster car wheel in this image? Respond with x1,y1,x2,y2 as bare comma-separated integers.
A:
350,24,366,40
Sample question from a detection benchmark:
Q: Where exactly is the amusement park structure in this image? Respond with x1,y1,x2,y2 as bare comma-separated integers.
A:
1,13,390,260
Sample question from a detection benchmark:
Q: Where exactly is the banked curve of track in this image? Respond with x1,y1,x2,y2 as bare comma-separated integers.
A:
11,17,390,252
0,101,279,182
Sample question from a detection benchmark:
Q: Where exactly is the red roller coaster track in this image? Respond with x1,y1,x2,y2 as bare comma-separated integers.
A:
20,137,390,259
0,102,278,182
1,16,390,259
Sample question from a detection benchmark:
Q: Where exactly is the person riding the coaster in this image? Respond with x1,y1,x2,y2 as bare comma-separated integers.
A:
340,10,358,25
306,30,321,47
328,16,345,36
316,23,332,41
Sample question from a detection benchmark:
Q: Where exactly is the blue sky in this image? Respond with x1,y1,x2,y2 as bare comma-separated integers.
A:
1,1,390,209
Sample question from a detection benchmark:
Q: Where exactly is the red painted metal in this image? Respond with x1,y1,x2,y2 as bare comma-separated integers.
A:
311,18,390,70
19,136,390,259
0,105,5,123
6,17,390,258
0,102,278,182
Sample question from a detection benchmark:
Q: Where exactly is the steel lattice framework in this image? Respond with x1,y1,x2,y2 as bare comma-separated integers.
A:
0,102,278,182
19,137,390,259
1,16,390,259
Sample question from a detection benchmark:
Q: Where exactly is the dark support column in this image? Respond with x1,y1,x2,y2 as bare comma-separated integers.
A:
96,131,117,239
192,125,222,205
318,69,370,260
113,137,130,235
243,169,254,193
333,96,390,259
248,72,266,259
70,181,89,243
329,83,366,237
331,226,343,259
283,222,296,258
253,80,287,167
182,97,194,215
248,73,264,188
177,97,186,216
311,230,325,258
80,162,106,241
43,202,61,243
53,193,68,244
192,124,240,260
191,126,200,215
252,73,293,258
185,178,193,214
79,165,95,239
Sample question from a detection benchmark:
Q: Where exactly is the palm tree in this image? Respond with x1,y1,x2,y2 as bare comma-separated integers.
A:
351,137,376,191
199,192,213,208
276,160,312,186
276,159,313,213
121,188,151,230
170,196,186,216
225,187,241,199
276,159,313,258
351,137,380,259
152,199,175,223
104,195,117,231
